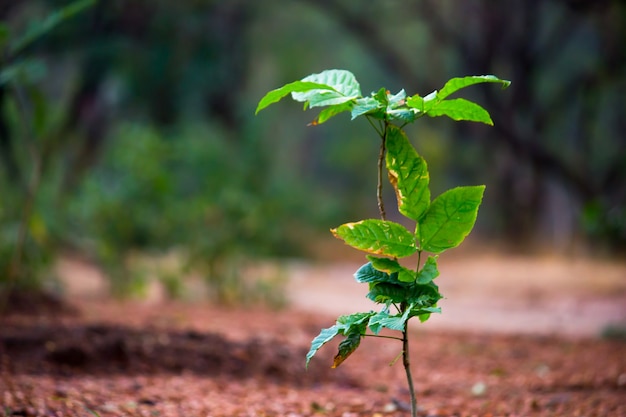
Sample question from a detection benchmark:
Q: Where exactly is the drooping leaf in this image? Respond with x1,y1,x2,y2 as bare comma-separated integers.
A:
366,256,415,283
424,98,493,125
436,75,511,101
416,256,439,284
306,325,339,368
255,81,337,114
331,219,417,258
292,69,361,108
419,186,485,253
332,332,361,368
385,126,430,221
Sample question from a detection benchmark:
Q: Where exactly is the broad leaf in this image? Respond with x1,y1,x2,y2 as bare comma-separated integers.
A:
292,69,361,108
306,325,339,368
424,98,493,125
255,81,336,114
367,256,415,283
366,282,408,304
332,332,361,368
436,75,511,101
332,219,417,258
367,281,441,305
305,312,375,367
368,308,411,334
416,256,439,284
354,262,402,285
419,186,485,253
336,312,374,334
385,126,430,221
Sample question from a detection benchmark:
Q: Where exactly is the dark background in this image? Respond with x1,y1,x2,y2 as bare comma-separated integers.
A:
1,0,624,298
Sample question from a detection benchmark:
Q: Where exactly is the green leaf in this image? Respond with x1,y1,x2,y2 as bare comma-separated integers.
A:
367,256,415,283
292,69,361,108
351,97,382,119
408,303,442,323
385,126,430,221
416,256,439,284
367,280,441,305
406,95,424,113
436,75,511,101
368,308,411,334
255,81,337,114
9,0,97,55
424,98,493,125
336,311,374,334
332,332,361,368
313,101,353,125
332,219,417,258
419,185,485,253
354,262,400,284
306,325,339,368
366,282,408,304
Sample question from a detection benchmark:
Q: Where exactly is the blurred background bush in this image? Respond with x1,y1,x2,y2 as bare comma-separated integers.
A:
1,0,624,301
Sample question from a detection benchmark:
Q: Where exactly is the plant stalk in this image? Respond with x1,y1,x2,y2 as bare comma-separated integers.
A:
377,124,388,221
402,320,418,417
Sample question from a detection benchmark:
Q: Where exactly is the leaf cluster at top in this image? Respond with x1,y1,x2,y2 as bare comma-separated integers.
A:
256,69,510,126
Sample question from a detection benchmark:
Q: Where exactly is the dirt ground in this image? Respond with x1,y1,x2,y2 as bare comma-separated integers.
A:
1,250,626,417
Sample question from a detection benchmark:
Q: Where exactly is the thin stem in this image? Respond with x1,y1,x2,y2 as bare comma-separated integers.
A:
366,115,384,137
361,333,403,342
416,249,423,276
377,123,388,220
402,321,418,417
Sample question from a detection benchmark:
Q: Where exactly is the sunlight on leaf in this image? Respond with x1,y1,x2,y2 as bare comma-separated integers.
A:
386,126,430,221
255,81,336,114
332,219,417,258
419,186,485,253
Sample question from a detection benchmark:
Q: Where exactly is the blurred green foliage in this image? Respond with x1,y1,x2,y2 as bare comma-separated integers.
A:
1,0,625,300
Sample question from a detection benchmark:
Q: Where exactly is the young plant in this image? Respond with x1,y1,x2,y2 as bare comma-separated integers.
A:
256,69,509,416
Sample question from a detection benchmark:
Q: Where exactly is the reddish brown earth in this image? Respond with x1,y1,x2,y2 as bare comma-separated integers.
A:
1,251,626,417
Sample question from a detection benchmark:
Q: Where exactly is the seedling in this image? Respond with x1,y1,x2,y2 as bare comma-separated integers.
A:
256,69,509,416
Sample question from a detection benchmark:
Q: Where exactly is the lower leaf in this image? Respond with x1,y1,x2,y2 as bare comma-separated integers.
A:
332,332,361,368
306,326,339,368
